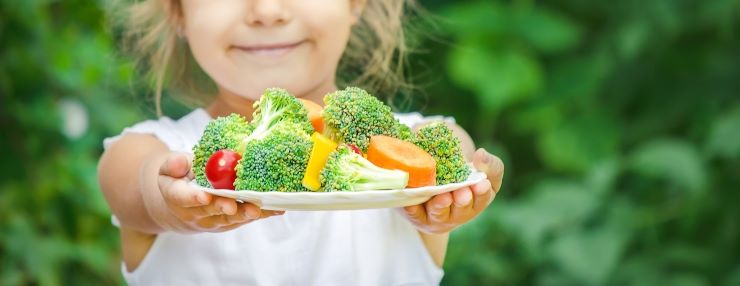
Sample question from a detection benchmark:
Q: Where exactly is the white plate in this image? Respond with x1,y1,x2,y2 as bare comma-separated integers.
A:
193,171,487,211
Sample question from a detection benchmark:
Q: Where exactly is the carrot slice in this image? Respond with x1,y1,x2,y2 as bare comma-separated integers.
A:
299,98,324,133
366,135,436,188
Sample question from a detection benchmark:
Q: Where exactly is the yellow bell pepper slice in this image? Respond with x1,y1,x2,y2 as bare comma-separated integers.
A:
302,132,338,191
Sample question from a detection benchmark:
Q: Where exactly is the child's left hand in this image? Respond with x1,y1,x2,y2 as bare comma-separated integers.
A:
401,148,504,234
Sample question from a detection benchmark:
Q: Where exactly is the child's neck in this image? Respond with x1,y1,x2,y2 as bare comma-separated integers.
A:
206,88,255,119
206,82,336,119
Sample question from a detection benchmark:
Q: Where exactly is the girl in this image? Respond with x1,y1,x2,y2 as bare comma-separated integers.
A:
98,0,504,285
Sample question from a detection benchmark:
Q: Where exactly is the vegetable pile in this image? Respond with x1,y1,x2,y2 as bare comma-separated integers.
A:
193,87,471,192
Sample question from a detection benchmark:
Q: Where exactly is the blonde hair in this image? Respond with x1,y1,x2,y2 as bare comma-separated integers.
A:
111,0,416,115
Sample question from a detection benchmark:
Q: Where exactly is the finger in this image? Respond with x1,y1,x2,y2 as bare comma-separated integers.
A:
195,204,280,231
226,206,285,227
196,214,232,230
240,203,283,220
238,206,282,221
426,192,453,223
190,203,224,218
471,180,494,212
224,206,253,225
218,223,248,232
159,153,192,178
191,200,265,220
450,187,475,222
260,210,286,218
158,175,212,208
197,206,257,230
243,203,263,220
213,197,239,216
403,204,428,226
452,187,473,207
473,148,504,193
184,153,194,164
185,153,196,180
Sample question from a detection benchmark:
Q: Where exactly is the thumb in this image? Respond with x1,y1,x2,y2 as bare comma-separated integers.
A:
184,153,195,180
473,148,504,193
159,153,192,178
158,173,211,207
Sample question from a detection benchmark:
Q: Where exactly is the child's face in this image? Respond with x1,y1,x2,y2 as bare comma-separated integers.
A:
181,0,361,101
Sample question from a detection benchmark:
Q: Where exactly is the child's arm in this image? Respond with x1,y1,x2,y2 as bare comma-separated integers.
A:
401,123,505,267
99,134,283,271
98,134,282,234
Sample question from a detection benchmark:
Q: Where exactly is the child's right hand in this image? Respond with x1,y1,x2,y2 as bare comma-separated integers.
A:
154,153,284,233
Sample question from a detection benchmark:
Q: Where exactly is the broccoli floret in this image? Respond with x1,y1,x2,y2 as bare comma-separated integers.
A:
413,122,471,184
194,88,314,190
233,88,314,192
320,145,409,192
322,87,400,152
395,120,415,142
192,114,253,187
245,88,313,143
234,123,312,192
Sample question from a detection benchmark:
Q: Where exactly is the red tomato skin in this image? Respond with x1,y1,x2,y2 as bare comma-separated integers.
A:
347,144,363,156
205,150,241,190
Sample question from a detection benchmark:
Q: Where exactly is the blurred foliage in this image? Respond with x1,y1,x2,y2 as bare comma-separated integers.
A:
0,0,141,284
416,1,740,285
1,0,739,285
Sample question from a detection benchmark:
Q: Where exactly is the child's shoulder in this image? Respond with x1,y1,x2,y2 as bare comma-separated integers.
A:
103,108,211,153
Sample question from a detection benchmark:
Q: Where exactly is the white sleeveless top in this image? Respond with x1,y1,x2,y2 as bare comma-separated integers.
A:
103,108,455,286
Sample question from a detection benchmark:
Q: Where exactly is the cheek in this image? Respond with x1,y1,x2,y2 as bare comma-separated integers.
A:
183,2,242,80
183,0,242,40
187,32,222,75
302,6,354,71
305,3,353,46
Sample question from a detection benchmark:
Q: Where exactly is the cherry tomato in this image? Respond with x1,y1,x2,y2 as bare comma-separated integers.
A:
205,150,241,190
347,144,363,156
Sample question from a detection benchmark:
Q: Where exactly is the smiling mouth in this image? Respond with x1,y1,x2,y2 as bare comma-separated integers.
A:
234,41,305,57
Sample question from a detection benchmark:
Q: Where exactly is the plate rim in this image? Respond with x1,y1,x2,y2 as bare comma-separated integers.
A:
190,171,487,210
193,170,486,197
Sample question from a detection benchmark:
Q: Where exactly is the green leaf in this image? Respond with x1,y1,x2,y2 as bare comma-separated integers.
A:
537,116,620,173
584,159,620,196
441,3,583,54
495,179,600,261
547,52,613,101
616,21,650,60
514,6,583,54
707,105,740,160
630,139,707,194
440,2,508,37
724,265,740,286
448,41,543,113
510,100,562,133
666,274,711,286
549,224,630,285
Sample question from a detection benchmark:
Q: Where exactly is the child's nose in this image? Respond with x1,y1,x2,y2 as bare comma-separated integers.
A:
246,0,291,27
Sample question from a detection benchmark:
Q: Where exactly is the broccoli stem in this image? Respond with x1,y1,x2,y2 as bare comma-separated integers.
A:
247,102,285,141
349,160,408,190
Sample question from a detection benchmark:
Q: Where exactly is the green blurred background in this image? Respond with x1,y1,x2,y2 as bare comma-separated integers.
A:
1,0,739,285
